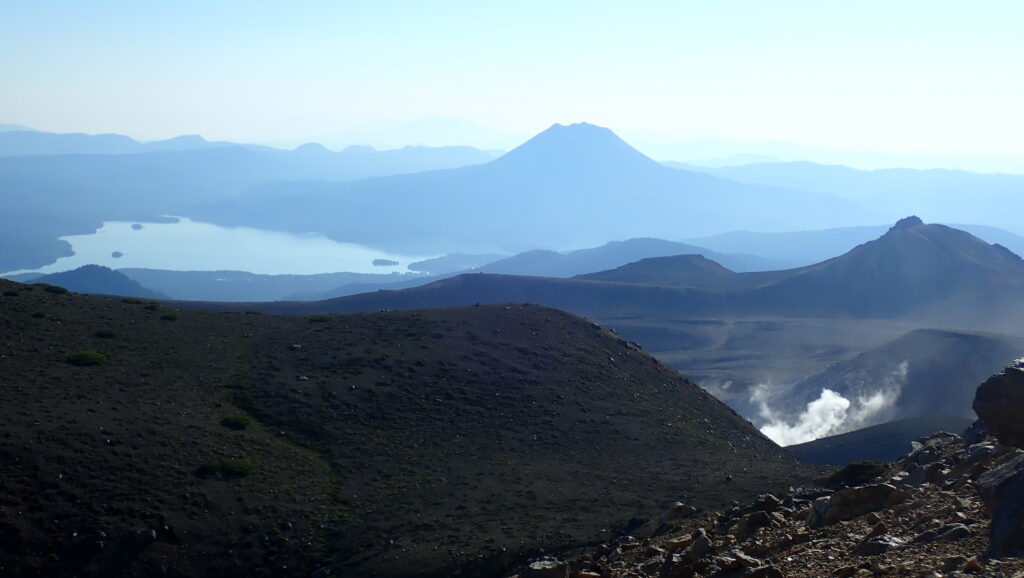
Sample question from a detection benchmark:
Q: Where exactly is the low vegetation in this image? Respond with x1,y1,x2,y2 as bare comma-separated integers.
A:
196,458,254,479
65,350,107,366
220,414,251,430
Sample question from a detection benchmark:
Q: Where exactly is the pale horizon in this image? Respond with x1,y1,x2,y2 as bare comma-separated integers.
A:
4,1,1024,170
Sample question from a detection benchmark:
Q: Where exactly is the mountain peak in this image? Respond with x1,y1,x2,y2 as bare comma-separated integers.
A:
293,142,331,154
490,122,661,171
890,215,924,231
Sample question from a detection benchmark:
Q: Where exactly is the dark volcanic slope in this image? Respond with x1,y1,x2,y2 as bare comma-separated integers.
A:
0,279,811,578
786,416,974,465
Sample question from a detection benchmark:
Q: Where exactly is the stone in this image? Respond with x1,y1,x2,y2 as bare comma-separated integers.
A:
520,559,569,578
660,502,698,524
807,484,909,528
853,534,905,556
751,494,782,513
962,557,983,572
973,453,1024,557
941,555,968,572
665,534,695,551
684,528,713,561
658,552,694,578
962,420,988,445
729,511,774,541
746,566,785,578
973,359,1024,448
655,502,699,535
933,523,972,542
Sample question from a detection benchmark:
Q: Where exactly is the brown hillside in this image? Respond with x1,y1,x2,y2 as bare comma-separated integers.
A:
0,279,815,577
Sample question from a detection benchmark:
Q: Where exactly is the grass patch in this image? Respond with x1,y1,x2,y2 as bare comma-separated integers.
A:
308,314,331,323
3,290,18,297
121,297,145,304
66,351,108,367
94,329,117,339
160,313,178,321
196,458,253,479
144,303,160,311
244,310,262,315
220,414,251,430
31,312,45,319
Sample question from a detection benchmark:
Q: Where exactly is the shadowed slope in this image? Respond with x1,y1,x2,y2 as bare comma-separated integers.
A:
786,416,974,465
0,279,812,577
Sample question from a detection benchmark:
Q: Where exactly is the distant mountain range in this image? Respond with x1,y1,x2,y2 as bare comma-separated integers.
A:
0,130,271,156
680,161,1024,235
0,134,494,271
476,238,784,277
193,123,875,253
264,218,1024,331
91,237,786,303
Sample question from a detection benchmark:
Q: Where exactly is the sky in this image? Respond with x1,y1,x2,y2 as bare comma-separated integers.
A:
3,1,1023,168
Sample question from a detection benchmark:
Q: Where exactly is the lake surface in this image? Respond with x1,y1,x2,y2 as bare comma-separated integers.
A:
15,217,433,275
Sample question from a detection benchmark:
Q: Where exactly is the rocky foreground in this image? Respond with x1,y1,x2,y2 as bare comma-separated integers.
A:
511,361,1024,578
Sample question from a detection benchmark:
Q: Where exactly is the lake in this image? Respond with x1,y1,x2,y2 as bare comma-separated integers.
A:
13,217,433,275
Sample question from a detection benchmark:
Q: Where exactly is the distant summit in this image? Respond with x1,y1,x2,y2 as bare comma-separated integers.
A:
292,142,332,154
489,122,662,173
890,215,924,230
577,254,735,287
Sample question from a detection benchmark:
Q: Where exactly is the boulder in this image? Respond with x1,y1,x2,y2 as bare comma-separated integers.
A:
728,511,774,541
520,559,568,578
853,534,905,556
807,484,909,528
974,453,1024,557
660,502,698,524
973,360,1024,448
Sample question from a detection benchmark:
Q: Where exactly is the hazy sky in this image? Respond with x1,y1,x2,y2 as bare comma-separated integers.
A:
3,1,1023,162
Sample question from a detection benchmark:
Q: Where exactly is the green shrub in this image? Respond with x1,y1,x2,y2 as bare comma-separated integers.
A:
66,351,107,367
144,303,160,311
308,314,331,323
244,310,262,315
220,415,251,430
196,458,253,479
94,329,117,339
121,298,145,304
31,312,45,319
159,313,178,321
2,290,18,297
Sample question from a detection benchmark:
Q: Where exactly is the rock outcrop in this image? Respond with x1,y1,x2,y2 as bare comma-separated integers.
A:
510,427,1024,577
974,359,1024,448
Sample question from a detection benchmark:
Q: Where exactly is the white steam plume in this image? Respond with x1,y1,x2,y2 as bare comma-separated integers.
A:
753,361,910,446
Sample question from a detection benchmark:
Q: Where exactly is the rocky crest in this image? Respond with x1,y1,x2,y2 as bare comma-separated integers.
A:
973,359,1024,448
511,360,1024,578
